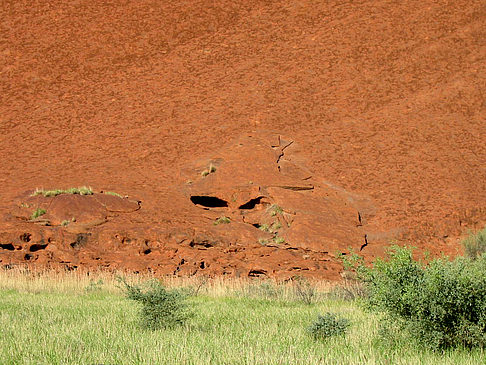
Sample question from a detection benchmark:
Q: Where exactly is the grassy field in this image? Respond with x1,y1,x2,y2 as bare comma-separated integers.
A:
0,269,484,364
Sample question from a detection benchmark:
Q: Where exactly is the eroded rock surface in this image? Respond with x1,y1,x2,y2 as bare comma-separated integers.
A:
0,133,381,279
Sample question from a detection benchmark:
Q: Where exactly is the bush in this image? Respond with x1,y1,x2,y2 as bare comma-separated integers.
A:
307,312,350,341
118,278,192,330
31,208,46,220
361,246,486,349
462,226,486,260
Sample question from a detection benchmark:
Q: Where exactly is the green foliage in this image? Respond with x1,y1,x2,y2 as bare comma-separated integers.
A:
307,312,350,341
268,204,283,216
118,278,192,330
2,275,486,363
258,223,271,232
338,249,367,279
462,226,486,260
104,191,123,198
31,208,46,220
32,186,93,197
361,246,486,349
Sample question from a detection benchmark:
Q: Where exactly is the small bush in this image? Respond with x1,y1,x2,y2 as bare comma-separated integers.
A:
118,278,192,330
31,208,46,220
308,312,350,341
462,226,486,260
360,246,486,349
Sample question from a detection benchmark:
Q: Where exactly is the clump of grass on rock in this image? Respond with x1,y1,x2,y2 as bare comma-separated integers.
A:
213,215,231,225
32,186,93,197
103,191,123,198
31,208,46,220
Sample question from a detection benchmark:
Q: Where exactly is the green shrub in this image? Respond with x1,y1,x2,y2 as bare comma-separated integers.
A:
307,312,350,341
361,246,486,349
31,208,46,220
118,278,192,330
462,226,486,260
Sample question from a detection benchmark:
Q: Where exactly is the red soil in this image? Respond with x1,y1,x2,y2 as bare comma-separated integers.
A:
1,0,485,279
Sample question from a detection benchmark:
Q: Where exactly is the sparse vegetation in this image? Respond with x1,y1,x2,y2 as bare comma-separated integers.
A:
259,221,283,233
462,226,486,260
258,238,270,245
103,191,124,198
32,186,93,197
31,208,46,220
274,236,285,244
201,163,216,177
60,220,70,227
271,221,282,231
118,277,192,330
307,312,350,341
268,204,283,216
214,215,231,225
258,223,271,232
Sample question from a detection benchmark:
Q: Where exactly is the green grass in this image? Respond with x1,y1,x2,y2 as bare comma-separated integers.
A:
103,191,124,198
0,272,483,364
462,226,486,259
31,186,93,197
30,208,46,220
